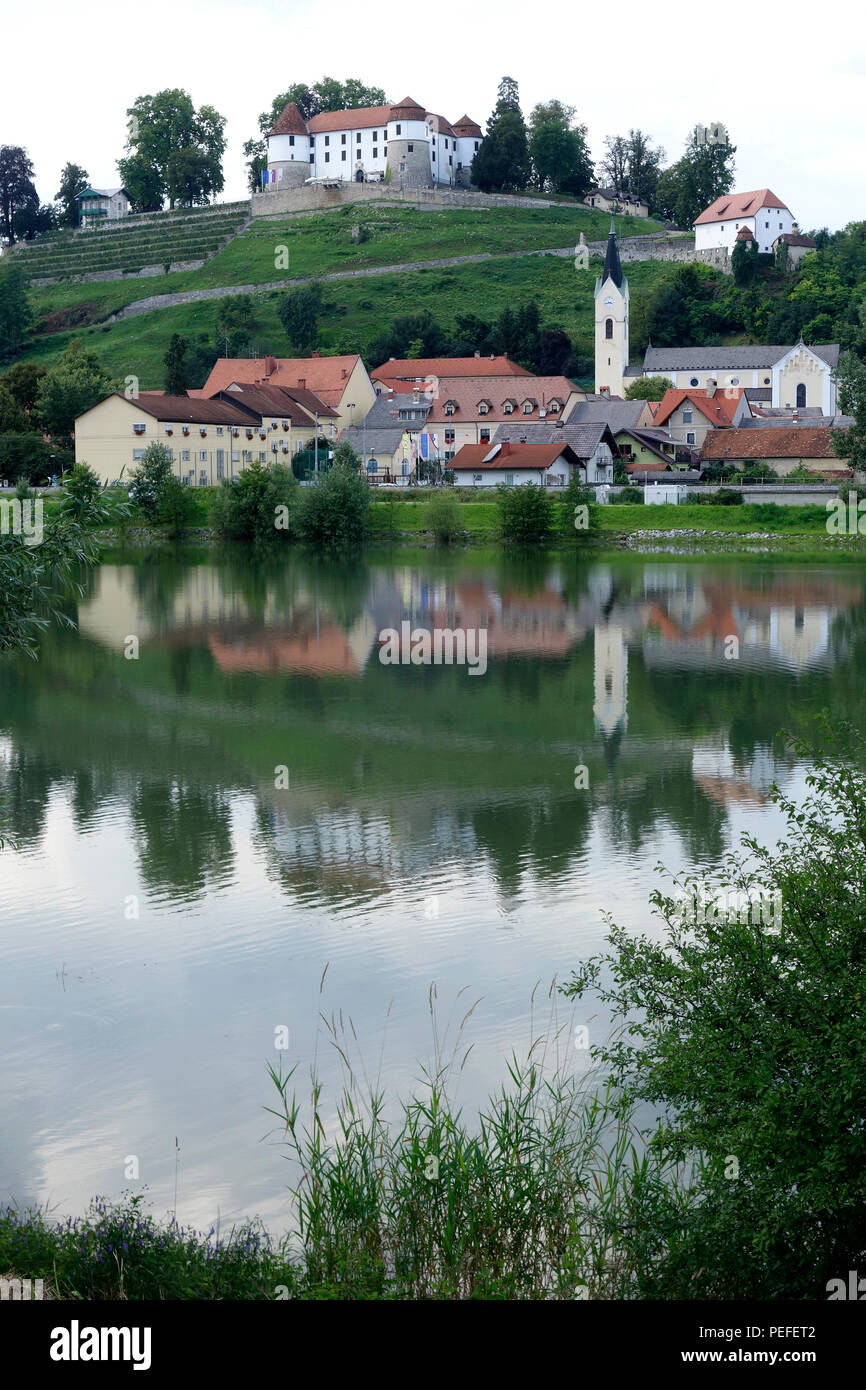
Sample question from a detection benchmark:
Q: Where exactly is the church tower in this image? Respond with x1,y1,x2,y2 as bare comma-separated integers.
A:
594,219,629,396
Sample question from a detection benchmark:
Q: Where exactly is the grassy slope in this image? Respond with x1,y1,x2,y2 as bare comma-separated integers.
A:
20,204,672,386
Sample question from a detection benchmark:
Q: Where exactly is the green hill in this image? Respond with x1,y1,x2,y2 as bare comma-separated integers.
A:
12,200,683,387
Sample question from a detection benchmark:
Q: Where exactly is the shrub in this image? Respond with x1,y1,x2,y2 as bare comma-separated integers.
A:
129,442,173,523
60,462,102,519
425,490,463,544
611,485,643,505
158,475,199,539
297,465,370,549
496,482,555,544
560,475,598,538
210,462,298,543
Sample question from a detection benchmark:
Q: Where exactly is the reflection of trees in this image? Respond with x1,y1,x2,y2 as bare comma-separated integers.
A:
0,749,60,846
130,781,234,899
70,767,118,833
131,552,191,629
604,765,727,865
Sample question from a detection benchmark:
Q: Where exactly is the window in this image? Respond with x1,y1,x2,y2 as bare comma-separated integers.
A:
384,146,388,156
605,318,613,340
325,153,329,162
474,141,479,151
686,432,695,444
199,449,207,462
310,153,314,163
473,474,483,484
341,134,346,144
796,383,807,407
373,131,378,140
342,151,346,161
444,429,455,444
445,403,455,415
683,410,692,422
480,428,490,442
690,377,699,387
181,450,190,462
408,143,414,152
505,473,515,486
479,403,488,414
324,136,329,145
132,422,146,434
504,403,513,414
132,449,145,460
258,451,266,462
231,450,239,463
216,427,224,436
289,135,294,147
432,151,436,160
356,132,361,143
216,450,225,480
763,377,771,385
373,148,377,158
523,403,532,414
396,123,402,134
548,401,559,413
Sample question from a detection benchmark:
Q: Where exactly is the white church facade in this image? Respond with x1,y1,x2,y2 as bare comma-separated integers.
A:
594,221,839,411
265,97,483,192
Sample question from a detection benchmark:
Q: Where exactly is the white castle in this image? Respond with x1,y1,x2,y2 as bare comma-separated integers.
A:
265,96,483,191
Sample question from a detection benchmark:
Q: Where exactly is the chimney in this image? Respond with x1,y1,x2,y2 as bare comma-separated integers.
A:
792,221,799,235
298,377,306,388
265,355,276,377
341,368,347,379
706,382,716,399
474,350,480,358
312,350,320,358
413,388,420,403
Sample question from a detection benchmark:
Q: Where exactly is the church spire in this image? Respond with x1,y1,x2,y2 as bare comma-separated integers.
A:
603,216,623,288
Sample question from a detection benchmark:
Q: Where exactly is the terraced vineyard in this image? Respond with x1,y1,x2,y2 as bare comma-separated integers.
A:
8,203,250,283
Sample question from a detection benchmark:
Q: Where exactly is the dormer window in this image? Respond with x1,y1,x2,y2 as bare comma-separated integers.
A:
504,403,513,414
478,402,489,414
523,402,533,414
445,402,456,415
548,400,560,413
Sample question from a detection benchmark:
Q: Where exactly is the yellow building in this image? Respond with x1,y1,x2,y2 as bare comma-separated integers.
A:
74,387,339,485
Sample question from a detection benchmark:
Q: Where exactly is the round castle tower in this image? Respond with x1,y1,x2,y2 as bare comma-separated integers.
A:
451,116,483,189
266,102,310,189
386,97,433,190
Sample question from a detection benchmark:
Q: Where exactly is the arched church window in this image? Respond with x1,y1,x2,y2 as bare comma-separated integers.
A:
796,383,806,408
605,318,613,340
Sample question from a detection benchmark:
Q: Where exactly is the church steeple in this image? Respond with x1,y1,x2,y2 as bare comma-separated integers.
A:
602,217,623,288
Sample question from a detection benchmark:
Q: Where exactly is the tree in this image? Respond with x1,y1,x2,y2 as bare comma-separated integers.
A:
119,90,227,210
215,295,257,355
472,77,530,193
0,383,27,432
34,339,114,439
731,235,759,287
158,473,199,538
622,129,665,210
597,135,629,196
426,490,463,543
0,434,73,484
277,283,325,353
655,125,737,228
331,437,361,470
563,717,866,1298
496,481,555,544
0,145,35,244
60,462,103,519
210,460,299,542
832,353,866,474
163,334,189,396
0,509,101,657
129,441,174,522
530,120,593,197
0,361,46,413
13,197,56,241
55,163,89,227
297,464,370,548
625,375,674,401
538,328,573,376
0,262,31,360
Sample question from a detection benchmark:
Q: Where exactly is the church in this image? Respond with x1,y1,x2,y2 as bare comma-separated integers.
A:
265,97,483,192
593,221,839,412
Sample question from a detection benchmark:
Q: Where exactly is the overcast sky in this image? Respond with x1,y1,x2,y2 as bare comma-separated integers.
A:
3,0,863,231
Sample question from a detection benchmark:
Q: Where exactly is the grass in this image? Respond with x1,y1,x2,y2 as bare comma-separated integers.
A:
19,254,681,387
596,502,840,534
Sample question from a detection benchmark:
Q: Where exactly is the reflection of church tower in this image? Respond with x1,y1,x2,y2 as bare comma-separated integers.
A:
594,624,628,734
594,219,629,396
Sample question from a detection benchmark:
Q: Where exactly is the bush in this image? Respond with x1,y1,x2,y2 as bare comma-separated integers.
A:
560,475,598,538
129,442,173,523
610,485,643,505
563,717,866,1299
496,482,555,544
210,462,298,543
297,465,370,549
710,487,743,505
60,462,102,520
425,490,464,544
158,474,199,539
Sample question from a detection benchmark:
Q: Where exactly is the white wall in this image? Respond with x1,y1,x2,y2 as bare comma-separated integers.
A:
695,205,794,255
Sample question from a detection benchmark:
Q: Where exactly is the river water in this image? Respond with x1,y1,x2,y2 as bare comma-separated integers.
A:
1,547,862,1233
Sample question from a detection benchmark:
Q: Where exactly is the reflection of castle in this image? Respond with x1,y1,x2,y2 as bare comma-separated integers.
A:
593,625,628,735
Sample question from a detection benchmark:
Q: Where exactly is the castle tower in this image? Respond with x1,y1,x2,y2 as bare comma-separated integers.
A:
594,219,629,396
266,102,310,190
386,97,433,190
452,115,483,188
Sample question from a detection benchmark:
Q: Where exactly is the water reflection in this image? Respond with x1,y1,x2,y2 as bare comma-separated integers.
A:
1,550,864,1227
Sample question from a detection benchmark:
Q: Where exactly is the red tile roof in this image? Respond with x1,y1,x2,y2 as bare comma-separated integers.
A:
202,356,361,410
700,426,846,460
306,105,393,134
374,356,533,381
451,441,578,471
426,113,456,138
694,188,789,226
653,387,746,428
213,384,337,422
389,95,426,120
424,375,580,423
452,115,483,137
268,102,308,137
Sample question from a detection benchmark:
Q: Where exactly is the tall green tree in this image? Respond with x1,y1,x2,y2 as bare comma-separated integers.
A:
656,124,737,228
528,101,593,196
12,196,55,241
597,135,628,193
34,339,114,439
623,129,665,208
0,361,46,413
119,90,227,210
277,283,324,353
0,145,35,244
0,262,31,360
472,77,530,193
832,353,866,473
164,334,190,396
55,163,89,227
215,295,257,355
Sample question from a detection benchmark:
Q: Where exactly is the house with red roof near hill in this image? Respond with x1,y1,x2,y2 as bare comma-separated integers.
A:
700,425,851,477
651,385,752,450
263,96,483,191
371,356,532,393
694,188,796,255
198,353,375,432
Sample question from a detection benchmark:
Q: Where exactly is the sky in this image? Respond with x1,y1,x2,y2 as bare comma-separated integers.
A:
2,0,864,231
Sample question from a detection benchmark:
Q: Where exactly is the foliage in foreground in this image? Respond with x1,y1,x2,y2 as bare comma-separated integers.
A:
563,714,866,1299
0,510,101,658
